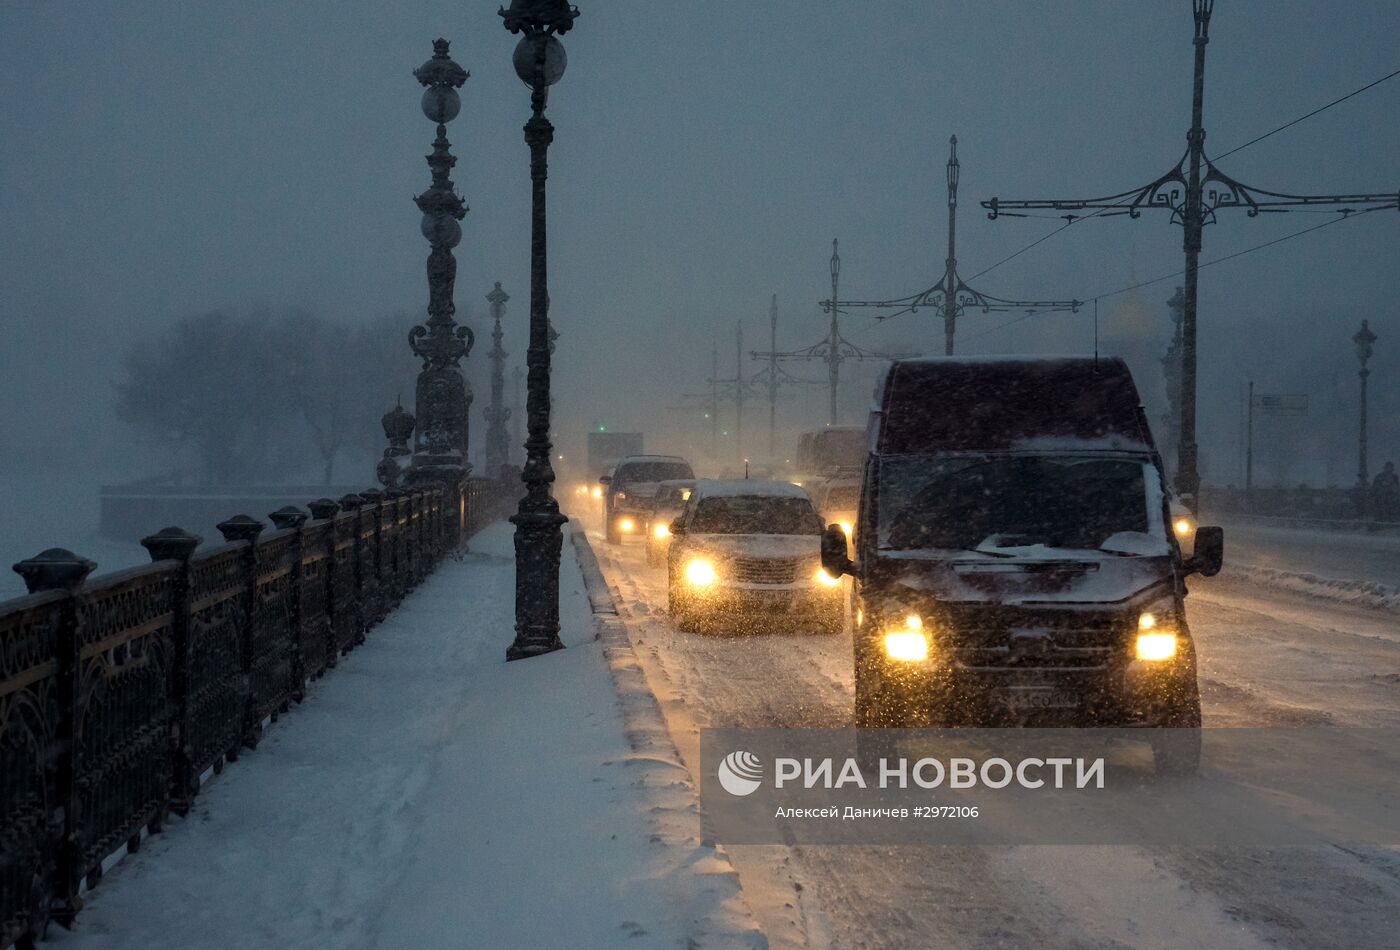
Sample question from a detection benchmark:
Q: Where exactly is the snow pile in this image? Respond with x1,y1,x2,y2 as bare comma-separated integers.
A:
49,521,763,950
1215,520,1400,612
1226,564,1400,612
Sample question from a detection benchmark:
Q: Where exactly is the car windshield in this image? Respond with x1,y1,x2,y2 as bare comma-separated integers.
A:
689,496,823,535
616,461,693,484
878,455,1153,552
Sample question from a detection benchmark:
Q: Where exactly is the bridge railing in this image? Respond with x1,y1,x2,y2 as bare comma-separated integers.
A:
0,476,512,948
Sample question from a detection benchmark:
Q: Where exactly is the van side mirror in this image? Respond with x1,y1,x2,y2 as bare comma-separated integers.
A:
599,475,612,486
821,524,855,578
1186,526,1223,577
669,519,685,537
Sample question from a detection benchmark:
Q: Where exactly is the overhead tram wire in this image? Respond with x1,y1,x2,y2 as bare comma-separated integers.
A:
964,66,1400,286
1213,66,1400,162
960,201,1397,346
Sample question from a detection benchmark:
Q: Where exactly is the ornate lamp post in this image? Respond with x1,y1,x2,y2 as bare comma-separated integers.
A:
484,282,511,477
407,40,475,534
1353,319,1377,489
502,0,578,661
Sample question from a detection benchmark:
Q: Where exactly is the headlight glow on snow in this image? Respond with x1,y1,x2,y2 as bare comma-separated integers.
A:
837,521,854,540
814,568,842,587
685,558,717,586
1135,632,1178,661
653,522,670,539
884,631,929,662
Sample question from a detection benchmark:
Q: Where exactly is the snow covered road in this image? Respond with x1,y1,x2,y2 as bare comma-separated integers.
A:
589,532,1400,949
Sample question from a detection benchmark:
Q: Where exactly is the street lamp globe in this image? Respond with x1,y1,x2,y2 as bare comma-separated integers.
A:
421,85,461,124
1354,319,1376,366
512,33,566,86
420,212,462,248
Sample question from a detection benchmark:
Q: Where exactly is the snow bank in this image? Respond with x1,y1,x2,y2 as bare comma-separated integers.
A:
48,521,763,949
1227,564,1400,612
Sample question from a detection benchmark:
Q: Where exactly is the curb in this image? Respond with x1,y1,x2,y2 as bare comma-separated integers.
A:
569,523,768,950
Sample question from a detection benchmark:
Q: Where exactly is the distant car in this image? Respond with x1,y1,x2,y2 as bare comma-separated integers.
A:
601,455,695,544
666,480,845,634
645,479,695,566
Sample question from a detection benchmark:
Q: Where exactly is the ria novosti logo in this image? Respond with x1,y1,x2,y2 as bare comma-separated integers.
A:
718,751,764,796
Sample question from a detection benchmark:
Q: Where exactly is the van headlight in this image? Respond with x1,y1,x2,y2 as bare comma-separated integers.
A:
653,522,670,539
685,558,717,587
1135,597,1178,660
1136,632,1178,661
813,568,842,587
882,614,928,661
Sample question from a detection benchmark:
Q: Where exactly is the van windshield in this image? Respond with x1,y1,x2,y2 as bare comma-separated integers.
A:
878,456,1153,552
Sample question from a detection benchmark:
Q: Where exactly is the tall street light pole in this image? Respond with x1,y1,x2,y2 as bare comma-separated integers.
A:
484,282,511,477
502,0,578,661
408,39,474,541
757,240,915,427
1353,319,1376,491
822,136,1080,354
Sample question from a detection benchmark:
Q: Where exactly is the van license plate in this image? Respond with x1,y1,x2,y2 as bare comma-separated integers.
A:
999,687,1080,711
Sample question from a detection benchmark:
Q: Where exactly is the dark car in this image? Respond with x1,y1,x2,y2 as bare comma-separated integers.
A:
600,455,695,544
820,357,1223,774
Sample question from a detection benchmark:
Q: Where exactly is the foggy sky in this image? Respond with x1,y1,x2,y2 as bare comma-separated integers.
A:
2,0,1397,494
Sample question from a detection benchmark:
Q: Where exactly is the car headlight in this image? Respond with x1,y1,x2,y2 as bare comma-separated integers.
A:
882,614,928,662
618,517,635,533
813,567,842,587
1173,517,1193,538
685,558,717,586
591,486,603,499
653,522,670,539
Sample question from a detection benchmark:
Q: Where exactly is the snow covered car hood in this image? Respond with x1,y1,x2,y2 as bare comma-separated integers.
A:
686,534,820,560
880,550,1172,606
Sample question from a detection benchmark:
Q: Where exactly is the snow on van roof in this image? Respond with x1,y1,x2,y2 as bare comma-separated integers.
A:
691,479,811,499
895,354,1102,366
879,356,1154,454
616,455,689,463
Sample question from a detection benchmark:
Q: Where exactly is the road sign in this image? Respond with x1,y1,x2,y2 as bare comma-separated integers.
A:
1251,393,1308,416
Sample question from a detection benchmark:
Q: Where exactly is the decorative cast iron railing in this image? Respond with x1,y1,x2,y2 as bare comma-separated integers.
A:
0,477,513,948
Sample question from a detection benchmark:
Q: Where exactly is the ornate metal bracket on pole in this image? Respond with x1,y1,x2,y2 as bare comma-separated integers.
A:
502,0,578,661
407,39,475,532
979,1,1397,511
820,136,1080,355
484,281,511,477
759,240,916,426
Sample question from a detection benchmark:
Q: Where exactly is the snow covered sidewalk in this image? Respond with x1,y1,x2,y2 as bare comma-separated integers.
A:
49,521,762,950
